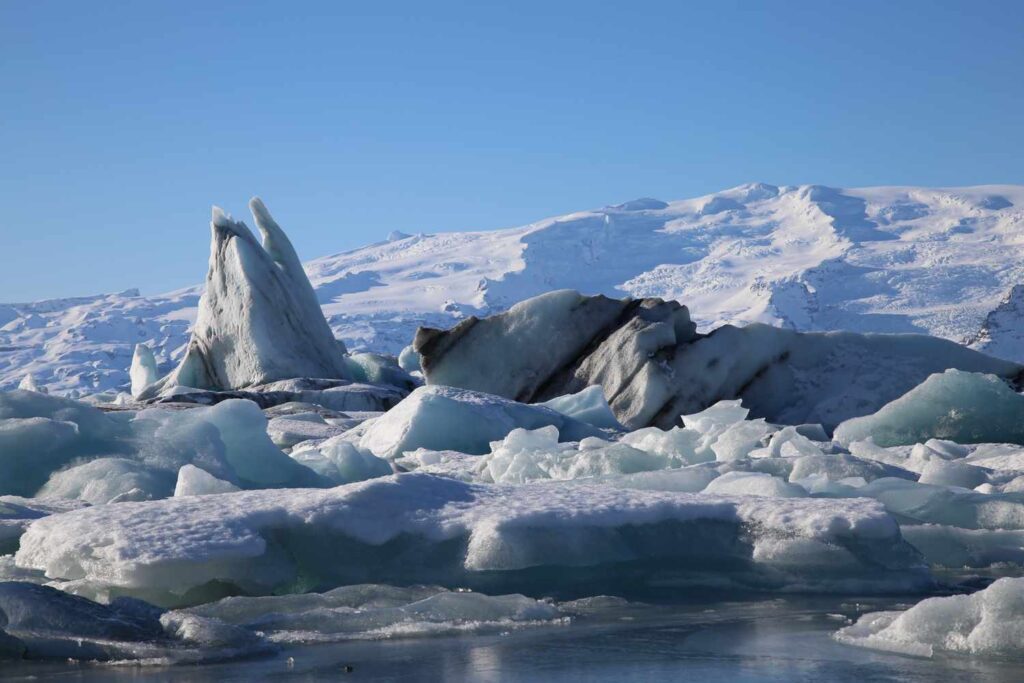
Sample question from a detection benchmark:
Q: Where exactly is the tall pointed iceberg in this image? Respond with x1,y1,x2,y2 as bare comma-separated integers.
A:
143,198,351,397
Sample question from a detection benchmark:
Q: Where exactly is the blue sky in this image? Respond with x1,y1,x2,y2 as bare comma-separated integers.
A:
2,1,1022,301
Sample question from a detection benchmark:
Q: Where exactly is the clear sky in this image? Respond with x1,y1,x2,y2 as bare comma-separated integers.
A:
2,1,1022,301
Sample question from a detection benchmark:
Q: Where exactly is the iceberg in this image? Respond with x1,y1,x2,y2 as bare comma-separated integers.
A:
15,473,926,607
16,374,44,393
130,343,159,398
142,199,352,398
415,291,1022,430
834,369,1024,447
358,385,600,459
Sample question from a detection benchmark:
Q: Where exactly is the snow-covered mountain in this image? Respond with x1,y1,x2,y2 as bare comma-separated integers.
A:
3,183,1023,395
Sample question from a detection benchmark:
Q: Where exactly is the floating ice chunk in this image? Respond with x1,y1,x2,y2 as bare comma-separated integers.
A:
0,582,166,661
964,444,1024,471
788,453,915,485
359,385,599,458
343,352,418,391
900,525,1024,568
398,344,422,373
681,400,749,435
0,581,272,662
477,427,669,484
711,419,774,461
704,471,808,498
174,465,241,497
15,474,922,606
178,399,324,489
535,385,623,430
159,611,262,649
0,418,84,497
289,437,392,485
38,458,174,504
767,426,824,458
171,584,563,644
834,370,1024,447
266,414,345,450
16,374,45,393
619,425,704,464
0,389,124,440
835,577,1024,657
917,459,989,489
846,439,925,473
0,497,86,554
392,448,481,481
130,344,159,398
604,466,720,493
852,477,1024,530
917,438,970,460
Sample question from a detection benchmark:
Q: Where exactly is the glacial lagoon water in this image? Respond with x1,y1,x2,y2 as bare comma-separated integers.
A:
2,594,1022,682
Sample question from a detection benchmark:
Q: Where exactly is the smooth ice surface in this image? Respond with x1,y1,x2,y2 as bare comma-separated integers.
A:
835,370,1024,447
14,473,922,607
535,385,623,430
359,385,599,458
343,352,418,391
397,344,422,373
703,471,807,498
836,577,1024,657
174,465,241,497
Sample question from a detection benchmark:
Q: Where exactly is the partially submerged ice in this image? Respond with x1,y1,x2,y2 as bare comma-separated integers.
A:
835,576,1024,658
141,199,352,398
170,584,564,645
0,580,567,662
14,473,926,607
414,290,1022,430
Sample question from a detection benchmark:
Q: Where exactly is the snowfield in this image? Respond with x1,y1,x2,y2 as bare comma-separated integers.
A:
3,183,1023,394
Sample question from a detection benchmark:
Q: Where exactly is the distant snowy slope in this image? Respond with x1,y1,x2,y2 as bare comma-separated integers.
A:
2,183,1023,394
